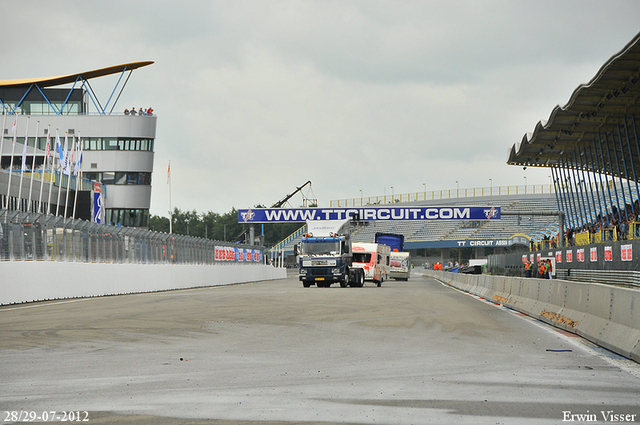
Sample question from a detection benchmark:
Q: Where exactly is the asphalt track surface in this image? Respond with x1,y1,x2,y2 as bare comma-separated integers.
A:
1,272,639,425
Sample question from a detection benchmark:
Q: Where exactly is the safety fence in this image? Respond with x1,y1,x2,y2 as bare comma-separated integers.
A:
0,210,264,265
488,238,640,288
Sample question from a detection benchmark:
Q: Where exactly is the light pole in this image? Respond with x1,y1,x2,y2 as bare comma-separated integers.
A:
359,189,362,206
455,181,459,197
423,183,426,200
489,178,492,195
524,176,527,194
391,186,394,202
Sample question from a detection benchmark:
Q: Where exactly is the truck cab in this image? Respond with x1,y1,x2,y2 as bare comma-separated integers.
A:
297,219,364,288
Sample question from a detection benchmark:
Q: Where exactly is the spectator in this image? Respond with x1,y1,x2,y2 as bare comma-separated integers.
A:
130,107,137,116
124,108,130,115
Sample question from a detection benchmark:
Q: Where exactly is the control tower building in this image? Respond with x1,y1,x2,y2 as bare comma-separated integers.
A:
0,62,156,227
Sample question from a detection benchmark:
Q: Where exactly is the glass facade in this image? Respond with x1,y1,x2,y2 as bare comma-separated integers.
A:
84,172,151,186
0,87,85,115
106,208,149,227
84,138,154,151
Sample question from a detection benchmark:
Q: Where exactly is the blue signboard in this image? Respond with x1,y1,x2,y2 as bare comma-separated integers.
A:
238,206,500,223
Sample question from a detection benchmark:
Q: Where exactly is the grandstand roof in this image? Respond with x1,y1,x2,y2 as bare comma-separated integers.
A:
0,61,154,88
507,32,640,174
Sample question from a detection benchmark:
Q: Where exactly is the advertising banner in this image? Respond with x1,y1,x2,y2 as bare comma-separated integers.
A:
621,244,633,261
238,206,500,223
604,246,613,261
214,247,261,262
92,182,104,224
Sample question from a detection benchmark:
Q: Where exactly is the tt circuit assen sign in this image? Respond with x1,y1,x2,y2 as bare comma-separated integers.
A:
238,206,500,223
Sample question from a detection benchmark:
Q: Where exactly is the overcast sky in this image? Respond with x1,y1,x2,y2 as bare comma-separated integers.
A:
3,1,640,216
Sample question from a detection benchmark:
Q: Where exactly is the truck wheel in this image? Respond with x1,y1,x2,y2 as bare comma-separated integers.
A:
303,281,311,288
341,269,350,288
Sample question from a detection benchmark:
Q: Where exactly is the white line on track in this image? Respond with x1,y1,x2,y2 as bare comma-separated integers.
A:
0,298,92,312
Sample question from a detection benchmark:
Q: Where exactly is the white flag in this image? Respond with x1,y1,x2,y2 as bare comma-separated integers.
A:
74,142,83,176
21,135,28,172
55,130,63,162
11,117,17,137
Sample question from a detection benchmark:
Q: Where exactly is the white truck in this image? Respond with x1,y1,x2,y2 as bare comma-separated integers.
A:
374,232,410,281
351,242,390,287
296,219,365,288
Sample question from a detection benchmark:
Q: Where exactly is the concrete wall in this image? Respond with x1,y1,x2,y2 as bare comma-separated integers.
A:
429,270,640,363
1,262,287,305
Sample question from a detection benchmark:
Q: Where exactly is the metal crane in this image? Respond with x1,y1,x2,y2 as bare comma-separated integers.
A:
271,180,313,208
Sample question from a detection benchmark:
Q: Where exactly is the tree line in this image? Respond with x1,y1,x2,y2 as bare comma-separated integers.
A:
149,207,302,247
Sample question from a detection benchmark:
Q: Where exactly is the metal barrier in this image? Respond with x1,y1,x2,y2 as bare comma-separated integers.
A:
330,184,554,207
0,210,263,264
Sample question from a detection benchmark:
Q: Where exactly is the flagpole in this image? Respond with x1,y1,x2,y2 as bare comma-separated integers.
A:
0,109,6,209
6,115,19,210
27,120,39,213
72,134,83,219
168,160,173,234
38,125,51,213
17,116,30,211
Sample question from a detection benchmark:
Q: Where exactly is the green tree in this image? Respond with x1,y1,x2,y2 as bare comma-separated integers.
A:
149,215,170,233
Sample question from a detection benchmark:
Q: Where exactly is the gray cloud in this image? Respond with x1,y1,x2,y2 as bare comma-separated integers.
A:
2,1,639,214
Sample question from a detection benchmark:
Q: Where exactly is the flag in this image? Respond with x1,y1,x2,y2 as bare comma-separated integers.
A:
21,135,28,172
167,161,171,184
11,117,17,138
74,142,83,175
45,129,51,158
55,131,63,162
62,133,69,175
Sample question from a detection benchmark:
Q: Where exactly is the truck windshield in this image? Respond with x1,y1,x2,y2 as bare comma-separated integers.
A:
301,241,340,255
353,253,372,263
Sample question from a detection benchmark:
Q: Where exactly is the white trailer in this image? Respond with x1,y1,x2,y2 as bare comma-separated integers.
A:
390,251,411,281
351,242,390,287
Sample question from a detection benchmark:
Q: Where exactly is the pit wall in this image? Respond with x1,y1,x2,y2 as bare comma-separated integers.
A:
0,262,287,305
428,270,640,363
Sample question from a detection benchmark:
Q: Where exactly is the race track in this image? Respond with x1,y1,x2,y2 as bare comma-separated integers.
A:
1,273,639,424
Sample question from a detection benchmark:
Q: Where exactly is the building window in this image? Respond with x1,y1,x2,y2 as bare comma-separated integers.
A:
102,172,115,185
82,137,154,152
106,208,149,227
83,172,151,186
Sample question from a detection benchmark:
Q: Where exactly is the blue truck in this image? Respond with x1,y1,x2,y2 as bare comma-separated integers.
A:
295,219,365,288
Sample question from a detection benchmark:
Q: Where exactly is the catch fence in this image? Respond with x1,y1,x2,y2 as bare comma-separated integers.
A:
0,210,264,265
